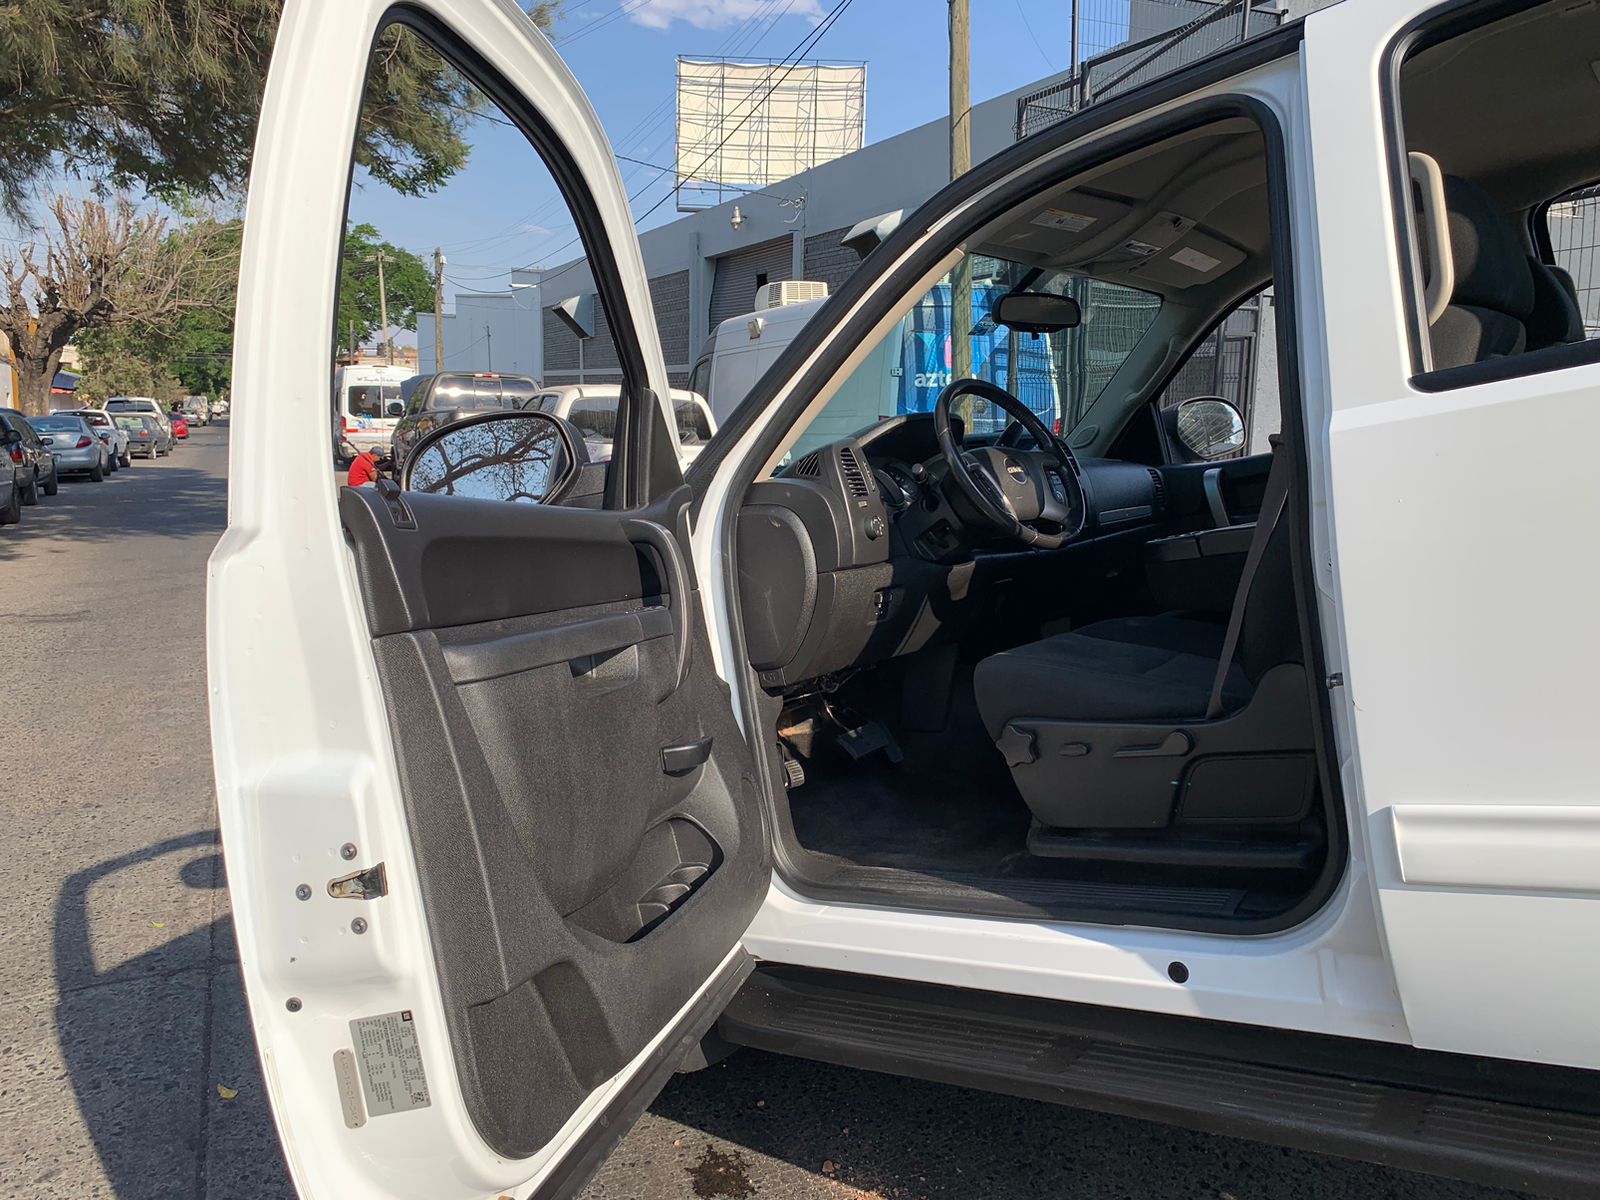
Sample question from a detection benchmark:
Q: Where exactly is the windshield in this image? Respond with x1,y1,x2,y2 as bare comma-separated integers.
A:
782,255,1159,463
114,417,145,432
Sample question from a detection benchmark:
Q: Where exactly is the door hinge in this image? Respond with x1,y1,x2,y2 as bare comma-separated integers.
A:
327,862,388,900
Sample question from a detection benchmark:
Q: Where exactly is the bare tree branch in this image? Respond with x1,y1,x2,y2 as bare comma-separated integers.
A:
0,195,232,415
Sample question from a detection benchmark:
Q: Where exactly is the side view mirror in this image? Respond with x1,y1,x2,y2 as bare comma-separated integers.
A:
1169,396,1246,462
386,401,405,418
402,410,586,504
993,291,1082,334
38,436,54,447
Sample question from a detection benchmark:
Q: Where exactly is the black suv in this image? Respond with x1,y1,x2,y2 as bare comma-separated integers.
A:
0,408,60,511
390,372,539,471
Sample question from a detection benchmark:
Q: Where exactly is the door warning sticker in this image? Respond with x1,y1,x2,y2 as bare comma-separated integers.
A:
349,1010,432,1118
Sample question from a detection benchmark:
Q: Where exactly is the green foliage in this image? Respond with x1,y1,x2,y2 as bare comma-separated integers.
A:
0,1,564,218
337,224,435,351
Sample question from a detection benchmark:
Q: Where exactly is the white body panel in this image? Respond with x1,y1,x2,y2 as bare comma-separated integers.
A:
704,296,826,423
1303,0,1600,1069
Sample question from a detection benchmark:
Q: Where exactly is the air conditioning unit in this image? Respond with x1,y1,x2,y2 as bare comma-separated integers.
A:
754,280,828,310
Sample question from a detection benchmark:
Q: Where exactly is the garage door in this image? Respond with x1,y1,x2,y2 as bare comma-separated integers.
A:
709,237,793,326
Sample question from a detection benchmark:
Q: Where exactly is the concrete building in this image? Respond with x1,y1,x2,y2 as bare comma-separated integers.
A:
417,268,543,379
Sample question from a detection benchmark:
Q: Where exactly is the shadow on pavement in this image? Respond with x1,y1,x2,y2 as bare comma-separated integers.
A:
0,450,227,564
52,830,293,1199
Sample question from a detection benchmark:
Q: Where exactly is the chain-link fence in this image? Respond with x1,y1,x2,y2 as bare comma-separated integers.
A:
1016,1,1284,140
1546,183,1600,338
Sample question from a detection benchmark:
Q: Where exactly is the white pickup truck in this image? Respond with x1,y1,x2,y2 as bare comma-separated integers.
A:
211,2,1600,1198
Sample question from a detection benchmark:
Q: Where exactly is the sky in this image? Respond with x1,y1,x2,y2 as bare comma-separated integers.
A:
344,0,1109,311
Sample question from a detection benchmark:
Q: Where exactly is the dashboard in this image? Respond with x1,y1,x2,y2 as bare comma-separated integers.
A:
736,413,1168,690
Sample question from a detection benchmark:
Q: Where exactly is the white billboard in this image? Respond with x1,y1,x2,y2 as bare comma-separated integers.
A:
675,57,866,210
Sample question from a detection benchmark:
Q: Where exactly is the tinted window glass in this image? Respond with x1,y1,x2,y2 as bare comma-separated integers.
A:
347,383,402,419
568,397,619,441
675,400,711,444
33,417,83,433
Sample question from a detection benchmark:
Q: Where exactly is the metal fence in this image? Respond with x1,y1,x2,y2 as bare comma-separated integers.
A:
1546,183,1600,338
1016,0,1284,141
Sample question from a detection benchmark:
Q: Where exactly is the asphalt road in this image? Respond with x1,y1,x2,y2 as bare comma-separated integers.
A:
0,423,1547,1200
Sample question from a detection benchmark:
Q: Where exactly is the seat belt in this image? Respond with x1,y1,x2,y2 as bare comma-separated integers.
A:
1205,440,1292,720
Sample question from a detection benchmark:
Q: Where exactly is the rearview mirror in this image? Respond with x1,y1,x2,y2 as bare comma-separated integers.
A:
1171,396,1246,461
386,401,405,418
402,411,584,504
993,291,1082,334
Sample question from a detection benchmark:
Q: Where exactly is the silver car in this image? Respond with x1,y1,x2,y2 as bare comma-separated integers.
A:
29,413,110,481
62,408,131,469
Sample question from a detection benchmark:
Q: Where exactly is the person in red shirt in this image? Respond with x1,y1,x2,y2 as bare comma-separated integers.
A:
347,448,391,488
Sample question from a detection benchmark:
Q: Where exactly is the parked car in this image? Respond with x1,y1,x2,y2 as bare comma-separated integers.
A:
0,408,59,504
214,3,1600,1199
390,371,539,470
29,413,108,481
332,364,413,465
210,398,230,419
103,396,172,437
61,408,132,469
168,412,190,441
181,396,211,427
529,384,716,466
0,425,22,526
115,414,171,459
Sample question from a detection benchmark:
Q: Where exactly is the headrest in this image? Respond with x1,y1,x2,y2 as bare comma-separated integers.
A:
1441,175,1534,318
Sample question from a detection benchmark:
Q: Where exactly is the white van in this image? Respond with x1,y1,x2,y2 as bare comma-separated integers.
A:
689,296,826,430
333,364,413,462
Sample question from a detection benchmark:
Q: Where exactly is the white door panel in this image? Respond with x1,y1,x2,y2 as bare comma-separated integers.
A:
210,1,719,1196
1306,0,1600,1067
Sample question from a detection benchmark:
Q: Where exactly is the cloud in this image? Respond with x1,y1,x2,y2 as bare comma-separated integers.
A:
629,0,826,32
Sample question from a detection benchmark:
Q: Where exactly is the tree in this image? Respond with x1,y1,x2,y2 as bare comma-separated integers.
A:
337,224,435,352
0,2,563,219
75,219,243,401
0,196,231,415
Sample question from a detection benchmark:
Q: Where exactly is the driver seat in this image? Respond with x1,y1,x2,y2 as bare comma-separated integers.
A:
973,484,1315,835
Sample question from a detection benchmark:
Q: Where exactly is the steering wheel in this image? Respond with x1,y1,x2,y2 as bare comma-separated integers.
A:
932,377,1086,550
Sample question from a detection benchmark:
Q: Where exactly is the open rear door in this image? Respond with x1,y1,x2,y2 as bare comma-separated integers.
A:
209,3,770,1196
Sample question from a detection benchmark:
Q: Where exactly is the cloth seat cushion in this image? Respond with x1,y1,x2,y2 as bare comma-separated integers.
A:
973,614,1250,737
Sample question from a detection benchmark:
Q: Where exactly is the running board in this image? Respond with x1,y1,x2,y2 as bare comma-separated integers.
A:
717,966,1600,1199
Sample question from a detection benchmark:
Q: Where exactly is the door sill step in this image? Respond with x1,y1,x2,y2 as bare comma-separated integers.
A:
718,965,1600,1199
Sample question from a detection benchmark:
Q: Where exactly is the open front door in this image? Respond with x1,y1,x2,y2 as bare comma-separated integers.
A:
209,3,770,1197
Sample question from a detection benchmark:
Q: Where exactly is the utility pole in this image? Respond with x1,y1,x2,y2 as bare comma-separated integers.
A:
484,323,493,371
1240,0,1253,41
366,250,393,365
948,0,973,381
432,247,446,372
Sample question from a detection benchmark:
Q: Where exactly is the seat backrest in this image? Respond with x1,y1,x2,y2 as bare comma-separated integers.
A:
1428,175,1538,370
1526,258,1586,350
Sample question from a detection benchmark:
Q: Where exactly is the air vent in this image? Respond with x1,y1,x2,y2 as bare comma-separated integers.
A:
838,445,870,498
1147,468,1168,513
789,450,822,478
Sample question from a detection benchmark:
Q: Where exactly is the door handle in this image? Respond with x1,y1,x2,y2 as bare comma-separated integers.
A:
623,517,691,702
